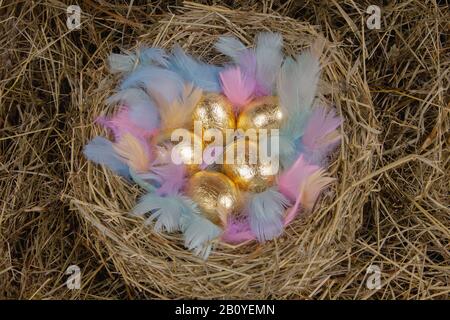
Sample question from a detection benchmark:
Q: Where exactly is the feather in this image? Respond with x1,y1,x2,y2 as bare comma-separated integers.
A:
255,32,283,95
96,107,155,141
278,155,334,224
219,66,256,112
108,47,167,74
221,216,254,244
300,106,342,164
214,35,247,62
180,211,222,259
132,193,196,232
106,88,160,132
151,162,186,196
120,65,184,104
153,84,202,130
277,47,321,140
113,133,151,173
246,187,290,242
83,136,130,178
168,45,222,92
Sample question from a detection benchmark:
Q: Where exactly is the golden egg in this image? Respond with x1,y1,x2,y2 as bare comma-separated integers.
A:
237,96,283,131
192,93,236,144
185,171,240,228
223,140,278,193
153,130,203,175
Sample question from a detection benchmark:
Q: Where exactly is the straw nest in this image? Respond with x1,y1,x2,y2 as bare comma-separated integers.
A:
2,1,448,299
67,6,377,298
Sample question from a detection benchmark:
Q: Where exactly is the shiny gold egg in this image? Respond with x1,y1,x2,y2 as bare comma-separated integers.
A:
192,93,236,143
223,140,278,193
153,130,203,175
237,96,283,131
185,171,240,227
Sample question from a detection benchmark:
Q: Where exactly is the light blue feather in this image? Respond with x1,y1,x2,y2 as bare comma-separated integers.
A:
214,35,247,62
120,65,184,104
132,194,197,232
246,187,290,242
168,45,222,92
180,211,222,259
255,32,283,94
108,47,167,73
83,136,130,179
277,49,321,167
106,88,160,131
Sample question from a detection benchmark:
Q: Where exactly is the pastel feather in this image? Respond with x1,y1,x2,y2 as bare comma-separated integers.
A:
214,36,247,62
255,32,283,95
108,47,167,73
168,45,222,92
120,65,184,104
219,66,256,112
246,187,290,242
96,107,154,141
153,84,202,130
278,155,334,223
83,136,130,178
106,88,160,132
180,211,222,259
132,193,196,232
113,133,151,173
300,106,342,164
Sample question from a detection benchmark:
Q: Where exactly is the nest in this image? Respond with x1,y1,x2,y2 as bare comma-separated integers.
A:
68,5,379,298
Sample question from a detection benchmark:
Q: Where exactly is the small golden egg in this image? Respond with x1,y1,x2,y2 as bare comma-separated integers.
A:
192,93,236,143
153,130,203,175
237,96,283,131
185,171,240,227
222,140,278,193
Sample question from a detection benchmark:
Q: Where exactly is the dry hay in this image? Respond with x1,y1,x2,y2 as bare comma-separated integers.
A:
1,0,448,299
67,4,378,299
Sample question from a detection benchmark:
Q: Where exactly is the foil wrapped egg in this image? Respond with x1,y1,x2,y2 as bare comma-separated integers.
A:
185,171,240,228
153,130,203,175
192,93,236,144
237,96,283,131
222,140,278,193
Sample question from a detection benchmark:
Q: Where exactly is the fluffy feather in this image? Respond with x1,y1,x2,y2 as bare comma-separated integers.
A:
132,193,196,232
168,45,222,92
180,211,222,259
113,133,151,173
221,216,254,244
300,106,342,164
153,84,202,130
106,88,160,132
246,187,290,242
120,65,184,104
83,136,130,178
278,155,334,223
96,107,155,141
214,35,247,62
255,32,283,95
108,47,167,74
278,47,321,140
219,66,256,112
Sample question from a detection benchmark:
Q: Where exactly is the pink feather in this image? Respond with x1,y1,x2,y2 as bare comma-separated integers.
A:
96,106,156,141
278,155,334,223
301,106,342,164
150,145,186,196
219,66,256,113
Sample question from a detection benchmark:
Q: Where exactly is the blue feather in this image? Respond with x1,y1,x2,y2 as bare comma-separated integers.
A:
83,136,130,179
214,35,247,62
246,187,290,242
168,45,222,92
108,47,167,73
255,32,283,94
132,193,197,232
120,65,184,104
180,211,222,259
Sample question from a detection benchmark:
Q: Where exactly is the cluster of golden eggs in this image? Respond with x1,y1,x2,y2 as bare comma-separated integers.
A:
166,93,284,228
